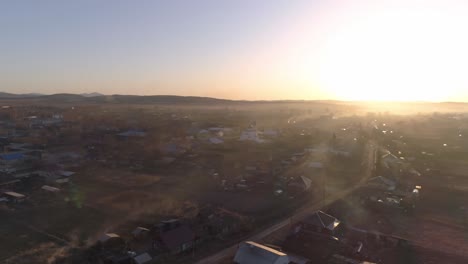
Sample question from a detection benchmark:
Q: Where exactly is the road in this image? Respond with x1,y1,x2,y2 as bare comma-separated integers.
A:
195,140,377,264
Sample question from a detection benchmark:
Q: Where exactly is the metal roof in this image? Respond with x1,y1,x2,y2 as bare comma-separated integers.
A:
41,185,60,192
234,241,289,264
4,191,25,198
303,211,341,231
0,152,24,161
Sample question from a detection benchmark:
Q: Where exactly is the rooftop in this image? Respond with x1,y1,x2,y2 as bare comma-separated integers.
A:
99,233,120,243
303,211,341,231
234,241,290,264
4,191,26,199
41,185,60,192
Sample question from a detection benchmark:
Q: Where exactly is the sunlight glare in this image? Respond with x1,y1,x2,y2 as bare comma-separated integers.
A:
317,4,468,101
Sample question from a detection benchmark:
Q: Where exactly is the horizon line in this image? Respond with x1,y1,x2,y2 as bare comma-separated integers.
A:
0,91,467,104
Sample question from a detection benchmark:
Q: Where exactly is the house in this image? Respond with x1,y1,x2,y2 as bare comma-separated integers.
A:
3,191,26,203
233,241,290,264
131,227,150,239
158,219,181,231
298,211,341,235
288,176,312,193
99,233,121,243
98,233,125,251
158,224,195,254
381,153,402,169
283,230,343,263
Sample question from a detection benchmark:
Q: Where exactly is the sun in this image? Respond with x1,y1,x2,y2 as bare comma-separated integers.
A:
316,3,468,102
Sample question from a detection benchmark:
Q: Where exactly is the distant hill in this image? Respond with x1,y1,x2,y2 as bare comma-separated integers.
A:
37,94,232,104
95,95,232,104
0,92,44,98
0,92,233,104
40,93,88,102
80,92,104,97
0,92,466,108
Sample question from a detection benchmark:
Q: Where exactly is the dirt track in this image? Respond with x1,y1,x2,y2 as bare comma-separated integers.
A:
195,141,377,264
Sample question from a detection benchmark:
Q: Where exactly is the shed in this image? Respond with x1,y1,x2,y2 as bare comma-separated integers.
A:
41,185,60,192
58,171,75,177
55,178,70,184
99,233,121,243
288,176,312,192
3,191,26,202
132,226,150,238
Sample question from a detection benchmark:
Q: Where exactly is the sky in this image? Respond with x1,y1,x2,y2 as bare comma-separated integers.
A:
2,0,468,101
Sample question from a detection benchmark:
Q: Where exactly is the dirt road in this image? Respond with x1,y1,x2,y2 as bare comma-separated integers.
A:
195,141,377,264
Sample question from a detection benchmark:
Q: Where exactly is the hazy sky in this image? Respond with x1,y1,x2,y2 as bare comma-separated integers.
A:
2,0,468,101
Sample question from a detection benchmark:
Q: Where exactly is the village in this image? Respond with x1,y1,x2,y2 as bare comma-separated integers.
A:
0,101,366,263
226,112,468,264
0,101,467,264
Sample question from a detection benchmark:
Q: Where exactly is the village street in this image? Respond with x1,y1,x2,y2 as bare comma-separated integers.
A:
196,140,377,264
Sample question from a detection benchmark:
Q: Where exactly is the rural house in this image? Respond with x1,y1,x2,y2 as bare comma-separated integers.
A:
297,211,341,236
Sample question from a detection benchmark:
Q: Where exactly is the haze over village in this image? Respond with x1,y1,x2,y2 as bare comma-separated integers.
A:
2,0,468,264
0,94,466,263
